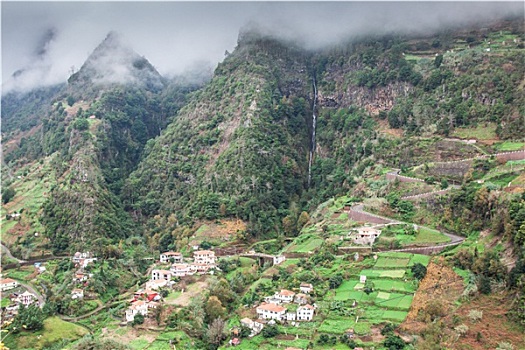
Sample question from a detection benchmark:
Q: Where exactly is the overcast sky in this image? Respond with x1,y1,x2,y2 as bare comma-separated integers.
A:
2,1,523,93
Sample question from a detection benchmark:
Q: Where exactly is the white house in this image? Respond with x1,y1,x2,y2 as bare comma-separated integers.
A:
0,278,18,291
170,263,196,277
240,318,264,336
350,226,382,245
294,293,308,305
160,251,183,264
74,272,88,282
360,275,367,284
193,250,216,265
151,269,173,281
286,311,297,321
256,303,286,321
299,283,313,294
125,300,148,323
72,251,92,263
71,289,84,299
297,304,315,321
273,255,286,265
145,279,168,290
17,291,36,306
274,289,295,303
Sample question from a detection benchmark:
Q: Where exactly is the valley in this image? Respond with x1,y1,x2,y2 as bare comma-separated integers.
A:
1,13,525,350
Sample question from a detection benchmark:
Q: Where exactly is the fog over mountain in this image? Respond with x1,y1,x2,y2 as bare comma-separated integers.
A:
2,1,523,93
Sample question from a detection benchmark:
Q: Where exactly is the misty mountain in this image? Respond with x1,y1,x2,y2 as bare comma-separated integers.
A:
67,31,165,94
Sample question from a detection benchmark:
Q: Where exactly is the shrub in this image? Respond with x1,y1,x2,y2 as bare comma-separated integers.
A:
262,324,279,338
468,309,483,322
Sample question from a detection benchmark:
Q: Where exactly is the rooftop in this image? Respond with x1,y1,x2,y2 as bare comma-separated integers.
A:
257,303,286,313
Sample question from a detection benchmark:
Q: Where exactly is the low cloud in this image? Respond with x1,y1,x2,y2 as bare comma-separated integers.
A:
2,2,522,94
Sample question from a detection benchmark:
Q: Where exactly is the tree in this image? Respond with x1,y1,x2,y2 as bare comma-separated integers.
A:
411,263,427,280
479,275,492,294
2,186,16,204
262,324,280,338
329,274,343,289
384,334,406,350
204,296,226,322
364,280,375,295
434,54,444,68
207,317,227,348
132,313,144,326
11,304,45,333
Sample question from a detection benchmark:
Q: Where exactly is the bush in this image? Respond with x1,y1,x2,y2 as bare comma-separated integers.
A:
384,334,406,350
132,313,144,326
411,263,427,280
468,309,483,322
262,324,279,338
2,186,16,204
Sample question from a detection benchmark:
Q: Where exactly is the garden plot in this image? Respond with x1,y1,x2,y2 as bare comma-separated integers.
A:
360,269,406,278
373,257,410,268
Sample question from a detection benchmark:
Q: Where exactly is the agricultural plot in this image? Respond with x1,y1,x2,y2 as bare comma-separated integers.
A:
373,257,410,268
360,269,406,278
288,237,324,253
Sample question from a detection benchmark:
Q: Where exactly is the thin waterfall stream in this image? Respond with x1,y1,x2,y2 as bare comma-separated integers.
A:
308,77,317,188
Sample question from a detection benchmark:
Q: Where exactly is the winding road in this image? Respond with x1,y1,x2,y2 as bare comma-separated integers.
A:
347,202,465,254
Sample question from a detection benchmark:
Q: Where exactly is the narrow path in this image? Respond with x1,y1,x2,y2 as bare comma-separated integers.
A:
1,241,25,263
347,204,465,253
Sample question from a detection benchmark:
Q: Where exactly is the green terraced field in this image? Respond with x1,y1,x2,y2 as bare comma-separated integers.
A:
374,257,410,268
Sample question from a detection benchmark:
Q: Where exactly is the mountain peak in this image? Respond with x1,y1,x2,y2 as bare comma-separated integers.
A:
68,31,164,91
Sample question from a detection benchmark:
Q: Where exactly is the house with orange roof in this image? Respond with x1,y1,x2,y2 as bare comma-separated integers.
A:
125,300,148,323
256,302,286,321
274,289,296,303
0,278,18,291
297,304,315,321
193,250,216,265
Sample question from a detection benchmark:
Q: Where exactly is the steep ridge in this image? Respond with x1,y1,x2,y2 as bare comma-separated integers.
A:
124,32,313,236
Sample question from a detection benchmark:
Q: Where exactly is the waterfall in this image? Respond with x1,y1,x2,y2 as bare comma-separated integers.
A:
308,78,317,188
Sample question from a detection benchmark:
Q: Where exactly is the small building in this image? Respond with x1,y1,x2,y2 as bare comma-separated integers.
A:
274,289,295,303
360,275,367,284
125,300,148,323
273,255,286,265
294,293,308,305
0,278,18,291
350,226,382,245
17,291,36,306
240,317,264,336
71,289,84,299
145,279,168,290
151,269,173,281
193,250,216,265
286,311,296,321
299,283,313,294
160,251,183,264
74,272,88,282
256,303,286,321
297,304,315,321
170,263,196,277
72,251,92,263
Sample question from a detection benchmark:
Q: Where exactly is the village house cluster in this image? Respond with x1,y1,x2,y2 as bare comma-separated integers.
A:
125,250,217,323
0,278,39,325
151,250,217,282
71,251,97,298
241,283,317,337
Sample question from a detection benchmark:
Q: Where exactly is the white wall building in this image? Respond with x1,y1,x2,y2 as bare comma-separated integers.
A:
274,289,295,303
297,305,315,321
256,303,286,321
125,300,148,323
350,226,382,245
151,269,173,281
299,283,313,294
0,278,18,291
160,251,183,264
193,250,216,265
